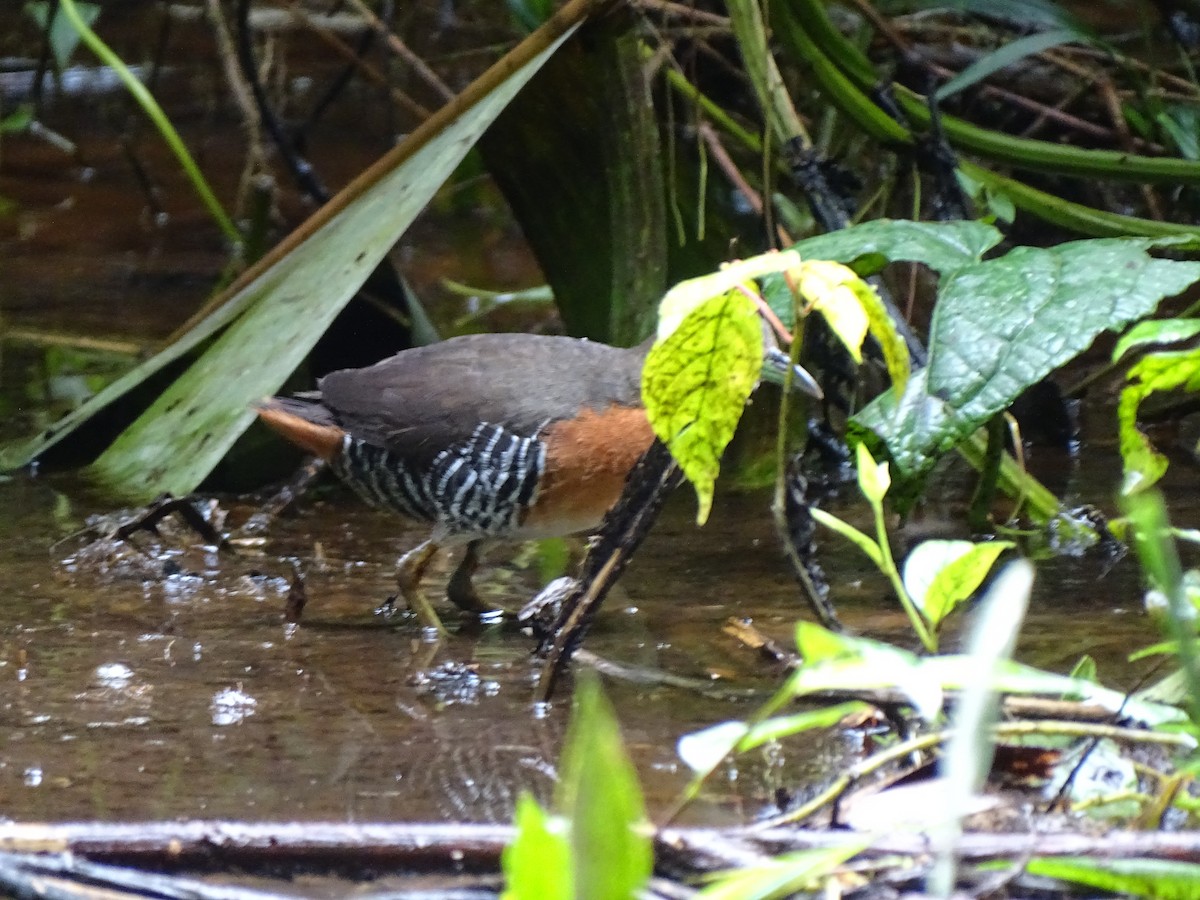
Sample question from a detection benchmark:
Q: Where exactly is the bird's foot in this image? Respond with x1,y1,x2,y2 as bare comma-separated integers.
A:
446,541,502,617
394,540,447,636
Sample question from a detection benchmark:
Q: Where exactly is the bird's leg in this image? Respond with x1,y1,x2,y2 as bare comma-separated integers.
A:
393,539,445,634
446,540,498,615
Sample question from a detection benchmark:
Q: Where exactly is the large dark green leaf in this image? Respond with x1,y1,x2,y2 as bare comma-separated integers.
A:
856,239,1200,477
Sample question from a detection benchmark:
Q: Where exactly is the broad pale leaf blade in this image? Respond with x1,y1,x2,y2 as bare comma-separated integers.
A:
657,251,801,338
854,442,890,505
794,260,871,362
643,288,762,524
85,27,578,500
677,722,748,774
788,624,943,719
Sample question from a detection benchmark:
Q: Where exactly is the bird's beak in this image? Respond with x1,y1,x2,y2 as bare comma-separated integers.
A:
762,347,823,399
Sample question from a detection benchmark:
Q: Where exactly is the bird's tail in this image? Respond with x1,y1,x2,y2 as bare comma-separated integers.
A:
255,397,345,460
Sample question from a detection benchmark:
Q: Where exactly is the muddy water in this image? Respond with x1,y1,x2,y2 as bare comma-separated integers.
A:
0,456,1184,826
0,474,847,824
0,2,1194,830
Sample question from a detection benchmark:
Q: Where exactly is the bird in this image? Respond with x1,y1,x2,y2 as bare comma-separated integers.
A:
256,331,821,631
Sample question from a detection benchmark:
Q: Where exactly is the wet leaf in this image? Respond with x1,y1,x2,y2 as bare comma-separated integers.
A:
643,288,762,524
502,794,572,900
856,239,1200,479
1024,857,1200,899
902,539,1014,628
557,677,651,900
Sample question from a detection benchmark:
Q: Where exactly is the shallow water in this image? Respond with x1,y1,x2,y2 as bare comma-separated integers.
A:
0,452,1185,826
1,1,1196,832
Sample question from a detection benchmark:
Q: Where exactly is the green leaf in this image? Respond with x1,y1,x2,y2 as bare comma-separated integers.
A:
1158,106,1200,161
0,106,33,133
792,260,911,395
856,239,1200,478
643,288,763,524
1024,856,1200,899
789,623,943,719
655,251,800,338
809,507,884,568
697,845,866,899
1118,347,1200,494
47,25,579,499
855,441,890,505
1113,318,1200,363
935,29,1081,102
794,620,868,664
920,656,1188,728
501,794,572,900
902,539,1014,628
558,677,651,900
785,624,1189,730
1069,655,1097,682
25,0,100,69
738,702,870,752
793,219,1003,275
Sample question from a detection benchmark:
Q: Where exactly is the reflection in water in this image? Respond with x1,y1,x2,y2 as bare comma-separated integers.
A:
210,687,257,727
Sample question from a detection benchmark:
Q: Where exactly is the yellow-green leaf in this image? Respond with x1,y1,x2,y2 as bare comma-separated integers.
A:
792,260,910,395
502,794,572,900
1118,347,1200,495
855,442,891,506
643,288,762,524
656,251,801,339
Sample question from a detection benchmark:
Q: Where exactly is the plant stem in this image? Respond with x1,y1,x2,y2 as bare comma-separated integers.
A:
871,496,936,652
58,0,243,248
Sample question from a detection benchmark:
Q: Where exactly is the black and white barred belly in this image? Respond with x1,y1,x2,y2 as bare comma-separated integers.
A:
331,423,546,538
